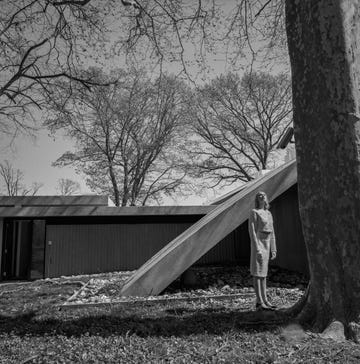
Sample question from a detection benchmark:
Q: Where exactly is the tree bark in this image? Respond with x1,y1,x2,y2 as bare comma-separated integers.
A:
285,0,360,339
108,162,120,206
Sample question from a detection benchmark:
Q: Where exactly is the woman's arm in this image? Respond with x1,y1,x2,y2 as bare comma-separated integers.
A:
248,210,261,257
248,210,258,241
270,213,277,259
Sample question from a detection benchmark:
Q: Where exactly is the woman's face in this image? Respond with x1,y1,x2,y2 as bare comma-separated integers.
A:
257,192,268,206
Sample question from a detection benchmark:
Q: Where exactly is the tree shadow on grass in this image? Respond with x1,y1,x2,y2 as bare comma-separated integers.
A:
0,306,292,338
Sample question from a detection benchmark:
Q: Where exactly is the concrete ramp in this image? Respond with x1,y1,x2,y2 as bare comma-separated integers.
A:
120,160,297,297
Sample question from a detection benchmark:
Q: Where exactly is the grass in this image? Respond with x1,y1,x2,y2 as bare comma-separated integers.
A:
1,267,360,363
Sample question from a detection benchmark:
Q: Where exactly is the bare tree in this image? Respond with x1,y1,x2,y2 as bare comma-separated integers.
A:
46,68,189,206
0,1,287,138
187,71,292,187
56,178,81,195
0,0,111,136
119,0,360,340
117,1,287,76
285,0,360,340
0,1,287,137
0,160,42,196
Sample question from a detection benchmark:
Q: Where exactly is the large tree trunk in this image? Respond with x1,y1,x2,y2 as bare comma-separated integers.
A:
285,0,360,340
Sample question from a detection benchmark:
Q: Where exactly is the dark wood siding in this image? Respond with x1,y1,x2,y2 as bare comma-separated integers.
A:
17,221,32,279
45,223,193,277
197,232,237,265
42,185,308,278
234,223,251,265
0,218,3,280
1,220,32,280
45,222,242,278
0,183,308,280
199,184,308,275
31,220,46,279
270,184,308,275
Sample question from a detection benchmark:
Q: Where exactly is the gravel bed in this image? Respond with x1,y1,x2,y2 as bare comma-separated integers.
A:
64,265,307,307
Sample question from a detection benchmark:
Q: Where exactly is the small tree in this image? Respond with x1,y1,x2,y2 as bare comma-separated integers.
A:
0,160,42,196
187,71,292,186
46,68,189,206
56,178,81,196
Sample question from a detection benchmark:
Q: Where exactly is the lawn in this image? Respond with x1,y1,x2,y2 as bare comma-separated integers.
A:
1,266,360,363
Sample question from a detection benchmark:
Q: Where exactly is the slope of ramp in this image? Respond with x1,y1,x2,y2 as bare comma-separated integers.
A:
120,160,297,297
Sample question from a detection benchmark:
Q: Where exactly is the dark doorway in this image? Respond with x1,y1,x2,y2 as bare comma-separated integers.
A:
1,220,32,280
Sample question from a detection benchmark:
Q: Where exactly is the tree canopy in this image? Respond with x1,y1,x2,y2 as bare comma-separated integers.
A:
187,71,292,186
0,0,113,135
46,68,189,206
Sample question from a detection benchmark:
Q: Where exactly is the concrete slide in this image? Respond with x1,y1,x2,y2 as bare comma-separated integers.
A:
120,159,297,297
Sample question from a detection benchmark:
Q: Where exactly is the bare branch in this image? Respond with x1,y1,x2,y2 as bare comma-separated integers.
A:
186,71,292,187
254,0,274,19
0,0,108,135
47,68,190,206
0,160,42,196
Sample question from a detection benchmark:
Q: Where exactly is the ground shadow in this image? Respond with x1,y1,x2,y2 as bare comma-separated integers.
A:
0,306,292,338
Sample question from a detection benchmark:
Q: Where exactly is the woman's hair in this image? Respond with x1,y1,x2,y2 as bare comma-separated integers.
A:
255,191,270,209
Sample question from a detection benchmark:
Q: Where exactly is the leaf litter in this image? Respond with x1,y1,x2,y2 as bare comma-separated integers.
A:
1,265,360,363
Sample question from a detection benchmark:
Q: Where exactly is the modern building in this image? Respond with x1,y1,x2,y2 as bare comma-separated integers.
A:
0,161,307,282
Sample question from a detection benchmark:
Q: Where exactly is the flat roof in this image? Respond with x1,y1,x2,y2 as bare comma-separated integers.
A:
0,195,112,208
0,161,297,218
0,205,214,218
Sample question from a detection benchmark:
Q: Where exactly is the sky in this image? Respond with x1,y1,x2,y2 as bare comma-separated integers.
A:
0,130,87,194
0,1,289,205
0,128,243,205
1,131,241,205
0,46,240,203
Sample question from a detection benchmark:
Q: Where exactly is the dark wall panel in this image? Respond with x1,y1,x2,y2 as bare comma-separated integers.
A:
0,219,4,281
37,184,308,279
31,220,46,279
0,183,308,281
197,231,237,265
234,223,251,265
205,184,308,275
17,221,32,279
45,223,193,277
270,185,308,275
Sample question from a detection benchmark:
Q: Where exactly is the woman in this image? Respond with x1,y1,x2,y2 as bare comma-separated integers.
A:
248,191,277,310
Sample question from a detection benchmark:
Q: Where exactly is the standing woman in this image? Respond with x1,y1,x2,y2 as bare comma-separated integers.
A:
248,191,277,310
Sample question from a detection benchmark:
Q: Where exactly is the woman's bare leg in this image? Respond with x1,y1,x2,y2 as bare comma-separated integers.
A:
261,277,276,308
260,277,268,303
253,277,266,308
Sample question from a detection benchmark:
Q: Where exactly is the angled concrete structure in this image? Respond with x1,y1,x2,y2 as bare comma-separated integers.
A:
120,159,297,297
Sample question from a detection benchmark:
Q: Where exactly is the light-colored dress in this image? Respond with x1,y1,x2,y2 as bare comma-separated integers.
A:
248,208,276,277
